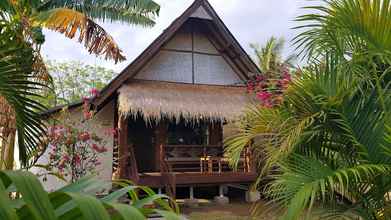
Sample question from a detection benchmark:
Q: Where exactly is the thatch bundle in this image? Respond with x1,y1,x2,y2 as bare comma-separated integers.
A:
118,80,251,122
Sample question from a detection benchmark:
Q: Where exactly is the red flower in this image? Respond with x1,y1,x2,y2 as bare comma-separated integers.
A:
83,111,92,120
256,75,265,82
74,155,81,165
282,73,291,81
256,91,272,102
263,100,274,108
92,144,99,151
99,146,108,153
90,88,100,97
78,132,90,142
63,154,70,162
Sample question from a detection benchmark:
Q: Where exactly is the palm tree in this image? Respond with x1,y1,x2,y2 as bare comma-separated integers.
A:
250,36,296,73
0,0,160,168
226,0,391,219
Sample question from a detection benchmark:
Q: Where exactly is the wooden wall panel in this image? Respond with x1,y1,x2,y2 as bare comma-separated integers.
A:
194,54,241,85
134,51,193,83
194,32,219,54
163,33,192,51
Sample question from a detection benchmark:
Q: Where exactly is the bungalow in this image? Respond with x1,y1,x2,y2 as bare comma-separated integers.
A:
39,0,260,200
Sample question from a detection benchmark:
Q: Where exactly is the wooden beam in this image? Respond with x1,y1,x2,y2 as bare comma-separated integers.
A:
118,115,129,179
155,121,167,171
160,48,220,56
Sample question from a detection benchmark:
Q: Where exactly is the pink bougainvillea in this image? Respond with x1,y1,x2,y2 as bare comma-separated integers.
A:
43,89,114,182
247,64,296,107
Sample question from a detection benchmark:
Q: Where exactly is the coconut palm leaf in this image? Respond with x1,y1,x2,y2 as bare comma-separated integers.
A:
0,43,47,167
35,8,125,63
250,36,297,72
38,0,160,26
294,0,391,59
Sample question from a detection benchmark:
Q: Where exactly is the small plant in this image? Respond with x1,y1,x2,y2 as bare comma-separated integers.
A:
40,89,115,182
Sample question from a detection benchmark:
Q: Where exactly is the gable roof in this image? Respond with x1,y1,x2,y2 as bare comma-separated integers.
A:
93,0,260,109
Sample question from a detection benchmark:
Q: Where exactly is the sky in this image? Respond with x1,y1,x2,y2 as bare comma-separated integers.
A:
41,0,311,72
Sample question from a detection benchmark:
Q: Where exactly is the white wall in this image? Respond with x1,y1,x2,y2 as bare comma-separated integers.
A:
32,101,114,192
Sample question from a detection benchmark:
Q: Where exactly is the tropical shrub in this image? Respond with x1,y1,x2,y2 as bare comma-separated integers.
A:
226,0,391,219
37,91,115,183
0,170,180,220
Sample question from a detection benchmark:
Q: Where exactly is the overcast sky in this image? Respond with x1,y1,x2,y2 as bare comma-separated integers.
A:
41,0,311,72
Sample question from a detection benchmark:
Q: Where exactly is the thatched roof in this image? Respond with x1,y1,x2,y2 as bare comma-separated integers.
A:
118,80,251,122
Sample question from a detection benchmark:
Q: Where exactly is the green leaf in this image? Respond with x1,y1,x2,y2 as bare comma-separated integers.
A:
64,193,111,220
0,171,57,220
0,181,18,220
104,203,145,220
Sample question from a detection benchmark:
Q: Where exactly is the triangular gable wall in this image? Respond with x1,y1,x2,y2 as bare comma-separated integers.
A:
134,21,241,85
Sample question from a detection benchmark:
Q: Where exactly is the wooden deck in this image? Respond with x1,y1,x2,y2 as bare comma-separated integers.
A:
138,172,257,187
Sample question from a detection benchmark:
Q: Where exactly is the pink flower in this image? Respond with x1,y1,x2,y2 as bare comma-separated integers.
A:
90,88,100,97
247,82,255,93
263,101,274,108
256,75,265,82
99,146,108,153
83,111,92,120
74,155,81,165
282,73,291,81
82,96,89,102
63,154,70,162
92,144,99,151
78,132,90,142
256,91,272,102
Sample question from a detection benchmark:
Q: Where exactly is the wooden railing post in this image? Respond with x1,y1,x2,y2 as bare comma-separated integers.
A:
159,144,164,173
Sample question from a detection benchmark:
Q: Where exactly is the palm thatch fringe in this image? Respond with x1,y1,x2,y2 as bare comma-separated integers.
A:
118,80,251,122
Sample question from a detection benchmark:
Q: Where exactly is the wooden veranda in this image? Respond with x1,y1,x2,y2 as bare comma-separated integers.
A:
115,116,256,189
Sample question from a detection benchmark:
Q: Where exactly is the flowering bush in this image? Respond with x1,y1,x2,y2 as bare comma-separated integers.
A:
42,89,115,182
247,64,295,107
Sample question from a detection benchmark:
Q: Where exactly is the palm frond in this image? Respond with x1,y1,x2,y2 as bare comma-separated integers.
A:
38,0,160,26
35,8,125,63
294,0,391,59
267,154,390,220
0,45,47,167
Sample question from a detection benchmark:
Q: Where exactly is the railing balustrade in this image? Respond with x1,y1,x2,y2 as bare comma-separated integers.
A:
159,144,251,173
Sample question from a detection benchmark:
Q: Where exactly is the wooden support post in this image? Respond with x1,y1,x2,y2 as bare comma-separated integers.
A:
118,115,129,179
155,122,167,171
189,186,194,200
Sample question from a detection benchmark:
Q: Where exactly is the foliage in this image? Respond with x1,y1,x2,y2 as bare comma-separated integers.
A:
246,65,293,108
36,91,115,182
0,9,48,168
42,60,116,107
0,170,180,220
226,0,391,219
250,36,297,73
0,0,159,168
